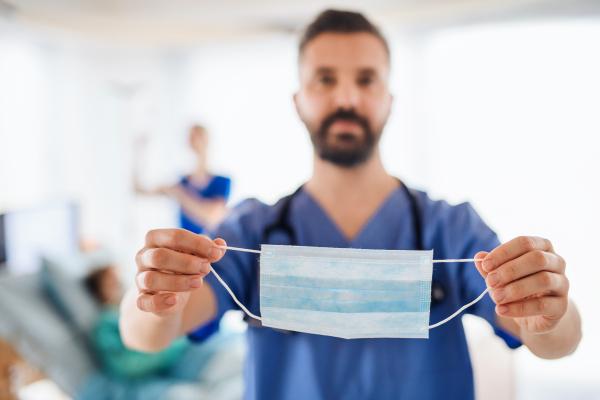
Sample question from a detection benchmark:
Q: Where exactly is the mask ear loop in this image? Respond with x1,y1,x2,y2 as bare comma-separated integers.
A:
211,245,266,321
421,287,490,330
214,246,490,329
210,265,263,321
420,259,489,330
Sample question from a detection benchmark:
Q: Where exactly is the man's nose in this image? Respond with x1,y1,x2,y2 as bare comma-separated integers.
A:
332,82,360,109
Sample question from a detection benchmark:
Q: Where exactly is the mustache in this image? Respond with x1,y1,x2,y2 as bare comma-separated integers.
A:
319,109,371,135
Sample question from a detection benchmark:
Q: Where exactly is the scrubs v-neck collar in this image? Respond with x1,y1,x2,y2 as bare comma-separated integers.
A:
290,186,416,250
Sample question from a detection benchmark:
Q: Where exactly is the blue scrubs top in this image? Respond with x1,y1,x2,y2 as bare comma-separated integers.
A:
193,187,520,400
179,175,231,234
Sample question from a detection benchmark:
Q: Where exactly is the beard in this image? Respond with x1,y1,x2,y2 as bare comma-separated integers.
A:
308,108,379,168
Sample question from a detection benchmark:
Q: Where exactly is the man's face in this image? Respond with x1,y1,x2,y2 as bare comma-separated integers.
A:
294,32,393,167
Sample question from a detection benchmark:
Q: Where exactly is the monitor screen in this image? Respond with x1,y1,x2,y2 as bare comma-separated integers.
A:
0,203,79,274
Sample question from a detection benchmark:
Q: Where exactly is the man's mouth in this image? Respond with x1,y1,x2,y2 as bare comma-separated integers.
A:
329,119,363,135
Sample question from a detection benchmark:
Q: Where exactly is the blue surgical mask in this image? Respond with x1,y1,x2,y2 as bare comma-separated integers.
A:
259,245,433,339
211,244,487,339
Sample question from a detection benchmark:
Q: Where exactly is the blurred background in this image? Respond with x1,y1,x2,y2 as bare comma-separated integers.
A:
0,0,599,399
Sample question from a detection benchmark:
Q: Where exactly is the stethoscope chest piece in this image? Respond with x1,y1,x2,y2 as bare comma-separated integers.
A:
430,280,446,307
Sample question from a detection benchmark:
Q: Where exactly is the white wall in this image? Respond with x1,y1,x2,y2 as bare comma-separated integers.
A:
399,20,600,399
185,35,313,205
1,17,599,399
0,23,185,275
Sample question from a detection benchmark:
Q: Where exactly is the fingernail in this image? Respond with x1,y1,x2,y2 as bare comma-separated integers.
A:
200,262,211,274
492,289,506,302
189,277,202,288
164,296,176,306
486,273,500,286
497,305,508,314
482,258,495,272
208,246,222,259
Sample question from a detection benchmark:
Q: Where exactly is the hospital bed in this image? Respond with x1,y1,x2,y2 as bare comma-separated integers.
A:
0,252,244,400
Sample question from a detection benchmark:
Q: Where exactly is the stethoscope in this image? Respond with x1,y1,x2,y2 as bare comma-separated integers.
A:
248,180,445,331
262,180,423,249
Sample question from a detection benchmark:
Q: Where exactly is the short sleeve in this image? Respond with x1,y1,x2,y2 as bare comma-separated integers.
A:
187,199,265,340
209,176,231,200
443,202,522,349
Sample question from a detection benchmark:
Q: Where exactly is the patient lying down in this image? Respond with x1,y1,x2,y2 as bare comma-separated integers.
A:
84,266,189,379
79,266,244,400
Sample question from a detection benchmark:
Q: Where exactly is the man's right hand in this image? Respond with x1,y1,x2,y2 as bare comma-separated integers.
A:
134,228,226,317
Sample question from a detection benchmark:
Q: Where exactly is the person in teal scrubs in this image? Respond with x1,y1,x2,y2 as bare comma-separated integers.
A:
85,266,188,379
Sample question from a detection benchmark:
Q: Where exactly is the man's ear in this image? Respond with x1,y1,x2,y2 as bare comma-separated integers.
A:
385,93,394,119
293,92,302,121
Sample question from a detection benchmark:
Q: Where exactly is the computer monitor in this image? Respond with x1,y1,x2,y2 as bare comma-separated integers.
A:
0,203,79,275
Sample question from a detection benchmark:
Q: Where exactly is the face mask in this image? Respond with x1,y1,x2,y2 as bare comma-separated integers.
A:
259,245,433,339
212,245,488,339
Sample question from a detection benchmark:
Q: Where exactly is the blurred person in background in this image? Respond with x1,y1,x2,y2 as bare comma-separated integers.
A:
85,266,189,379
136,124,231,234
121,9,582,400
84,265,244,400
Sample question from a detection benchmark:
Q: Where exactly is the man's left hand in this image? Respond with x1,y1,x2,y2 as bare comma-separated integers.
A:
474,236,569,335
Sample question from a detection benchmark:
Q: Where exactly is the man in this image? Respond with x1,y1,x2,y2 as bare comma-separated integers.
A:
120,10,581,399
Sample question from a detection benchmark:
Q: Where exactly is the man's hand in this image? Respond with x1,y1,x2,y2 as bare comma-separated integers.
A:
135,228,226,317
474,236,569,335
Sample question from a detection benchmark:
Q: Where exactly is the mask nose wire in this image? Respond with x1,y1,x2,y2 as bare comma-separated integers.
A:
213,245,489,329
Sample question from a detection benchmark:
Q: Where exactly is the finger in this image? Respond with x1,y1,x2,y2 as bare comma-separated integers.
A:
490,271,569,304
213,238,227,255
482,236,554,272
485,251,564,289
495,296,568,319
137,292,178,313
145,229,225,262
137,270,203,293
137,247,211,275
474,251,489,279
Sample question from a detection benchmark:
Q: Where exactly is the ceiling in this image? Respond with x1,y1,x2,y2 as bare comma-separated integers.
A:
1,0,599,44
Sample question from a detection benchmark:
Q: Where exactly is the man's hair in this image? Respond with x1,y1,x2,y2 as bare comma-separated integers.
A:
84,266,112,303
299,9,389,56
190,124,207,135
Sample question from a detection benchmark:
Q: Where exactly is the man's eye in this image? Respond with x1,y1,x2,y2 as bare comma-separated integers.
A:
319,76,335,85
358,77,373,86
